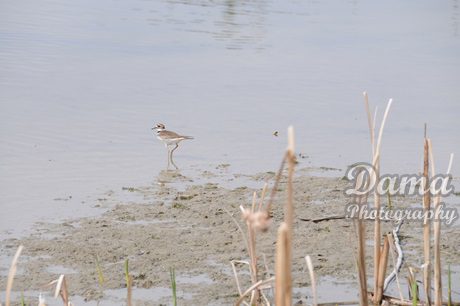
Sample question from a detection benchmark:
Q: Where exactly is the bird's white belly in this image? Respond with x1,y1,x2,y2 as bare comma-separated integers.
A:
158,136,183,145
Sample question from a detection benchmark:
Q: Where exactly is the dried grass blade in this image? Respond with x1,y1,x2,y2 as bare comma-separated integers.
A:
363,91,375,156
305,255,317,306
60,275,69,305
5,245,23,306
224,208,250,254
235,277,275,306
375,98,393,155
231,261,245,296
54,275,64,300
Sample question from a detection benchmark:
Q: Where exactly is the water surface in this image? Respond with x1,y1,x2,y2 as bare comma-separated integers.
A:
1,0,459,236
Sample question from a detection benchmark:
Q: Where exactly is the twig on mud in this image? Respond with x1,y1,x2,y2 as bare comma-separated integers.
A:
384,219,404,293
298,216,346,223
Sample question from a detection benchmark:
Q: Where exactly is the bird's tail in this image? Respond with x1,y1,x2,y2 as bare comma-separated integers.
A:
182,136,194,140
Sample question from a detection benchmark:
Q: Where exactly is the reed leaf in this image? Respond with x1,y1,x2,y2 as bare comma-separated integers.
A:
96,255,104,286
170,268,177,306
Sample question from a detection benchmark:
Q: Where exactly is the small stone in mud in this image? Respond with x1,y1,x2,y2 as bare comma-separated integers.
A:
204,183,218,190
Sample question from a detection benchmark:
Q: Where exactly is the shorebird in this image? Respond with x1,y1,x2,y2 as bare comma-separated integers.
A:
152,123,193,167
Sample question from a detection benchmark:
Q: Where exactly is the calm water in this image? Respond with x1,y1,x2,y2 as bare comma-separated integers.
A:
1,0,459,236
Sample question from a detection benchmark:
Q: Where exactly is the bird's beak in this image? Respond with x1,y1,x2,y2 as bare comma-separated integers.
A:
152,127,157,130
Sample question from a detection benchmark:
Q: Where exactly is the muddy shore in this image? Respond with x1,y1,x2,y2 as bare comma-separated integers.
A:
1,168,459,305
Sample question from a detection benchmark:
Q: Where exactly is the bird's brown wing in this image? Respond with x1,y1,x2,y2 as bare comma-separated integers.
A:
159,130,184,139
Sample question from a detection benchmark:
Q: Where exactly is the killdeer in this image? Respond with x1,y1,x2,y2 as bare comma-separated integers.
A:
152,123,193,166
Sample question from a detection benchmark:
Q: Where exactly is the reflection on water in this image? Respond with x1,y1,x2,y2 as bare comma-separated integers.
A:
214,0,267,50
157,169,193,186
162,0,270,50
453,0,459,36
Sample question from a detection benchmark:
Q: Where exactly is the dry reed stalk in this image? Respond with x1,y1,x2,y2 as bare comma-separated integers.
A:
305,255,317,306
265,150,288,215
433,198,442,306
364,93,394,301
374,98,393,301
246,192,260,305
260,253,275,299
351,167,369,306
355,217,367,304
427,139,441,306
231,255,272,303
55,275,69,305
383,296,460,306
41,274,73,306
260,290,271,306
230,126,294,305
258,183,268,211
275,222,289,305
408,267,420,303
126,274,133,306
38,294,46,306
364,92,379,299
423,262,431,304
428,140,454,306
225,208,250,253
5,245,23,306
373,159,381,302
228,186,271,305
285,126,295,303
236,277,275,306
376,234,390,302
230,260,248,297
273,126,295,306
423,126,432,306
355,206,368,302
228,186,271,304
316,302,362,306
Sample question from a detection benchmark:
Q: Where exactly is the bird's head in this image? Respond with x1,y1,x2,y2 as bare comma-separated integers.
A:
152,123,165,131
